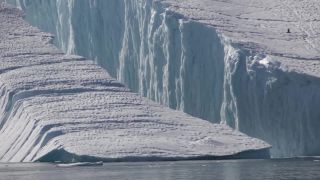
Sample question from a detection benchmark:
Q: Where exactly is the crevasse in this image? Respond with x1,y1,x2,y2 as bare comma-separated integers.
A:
10,0,320,157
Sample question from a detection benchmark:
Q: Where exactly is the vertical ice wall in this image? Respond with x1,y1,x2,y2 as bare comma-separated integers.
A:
14,0,225,122
11,0,320,157
221,50,320,157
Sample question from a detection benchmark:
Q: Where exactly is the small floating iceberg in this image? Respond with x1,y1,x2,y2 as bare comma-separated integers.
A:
56,161,104,167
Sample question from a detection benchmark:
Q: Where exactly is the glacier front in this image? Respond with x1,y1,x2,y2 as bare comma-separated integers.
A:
0,3,269,162
11,0,320,158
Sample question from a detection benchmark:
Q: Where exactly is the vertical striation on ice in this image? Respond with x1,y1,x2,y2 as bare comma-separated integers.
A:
11,0,320,157
0,2,270,162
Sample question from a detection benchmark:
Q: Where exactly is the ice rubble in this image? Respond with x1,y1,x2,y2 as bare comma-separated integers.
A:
0,3,269,162
9,0,320,157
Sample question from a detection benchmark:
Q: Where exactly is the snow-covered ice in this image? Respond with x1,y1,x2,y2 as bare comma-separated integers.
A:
12,0,320,157
0,3,269,162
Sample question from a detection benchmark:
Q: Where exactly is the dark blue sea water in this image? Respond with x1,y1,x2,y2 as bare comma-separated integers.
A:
1,159,320,180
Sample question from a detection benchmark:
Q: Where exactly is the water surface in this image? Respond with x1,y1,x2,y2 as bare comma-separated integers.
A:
1,159,320,180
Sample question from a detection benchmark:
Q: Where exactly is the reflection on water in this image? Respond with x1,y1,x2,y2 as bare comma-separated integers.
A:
1,159,320,180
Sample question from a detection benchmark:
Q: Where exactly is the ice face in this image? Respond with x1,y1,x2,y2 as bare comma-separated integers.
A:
0,3,269,162
10,0,320,157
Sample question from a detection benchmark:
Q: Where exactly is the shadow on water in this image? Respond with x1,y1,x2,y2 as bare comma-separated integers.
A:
36,148,270,163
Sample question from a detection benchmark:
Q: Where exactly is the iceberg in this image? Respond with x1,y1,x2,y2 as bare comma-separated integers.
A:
0,3,269,162
10,0,320,157
56,161,104,167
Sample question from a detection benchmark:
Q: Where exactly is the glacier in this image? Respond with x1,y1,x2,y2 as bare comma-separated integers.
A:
10,0,320,158
0,3,270,162
7,0,320,158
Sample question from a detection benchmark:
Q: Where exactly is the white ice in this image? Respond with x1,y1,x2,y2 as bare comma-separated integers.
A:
0,3,269,162
9,0,320,157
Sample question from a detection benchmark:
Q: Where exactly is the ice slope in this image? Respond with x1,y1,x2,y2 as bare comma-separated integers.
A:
11,0,320,157
0,3,269,162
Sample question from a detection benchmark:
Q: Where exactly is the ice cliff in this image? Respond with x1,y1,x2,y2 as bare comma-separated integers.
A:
0,3,269,162
8,0,320,157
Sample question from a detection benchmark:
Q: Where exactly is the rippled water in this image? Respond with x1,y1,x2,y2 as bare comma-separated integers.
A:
1,159,320,180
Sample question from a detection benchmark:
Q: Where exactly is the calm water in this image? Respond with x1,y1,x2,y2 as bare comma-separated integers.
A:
1,159,320,180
